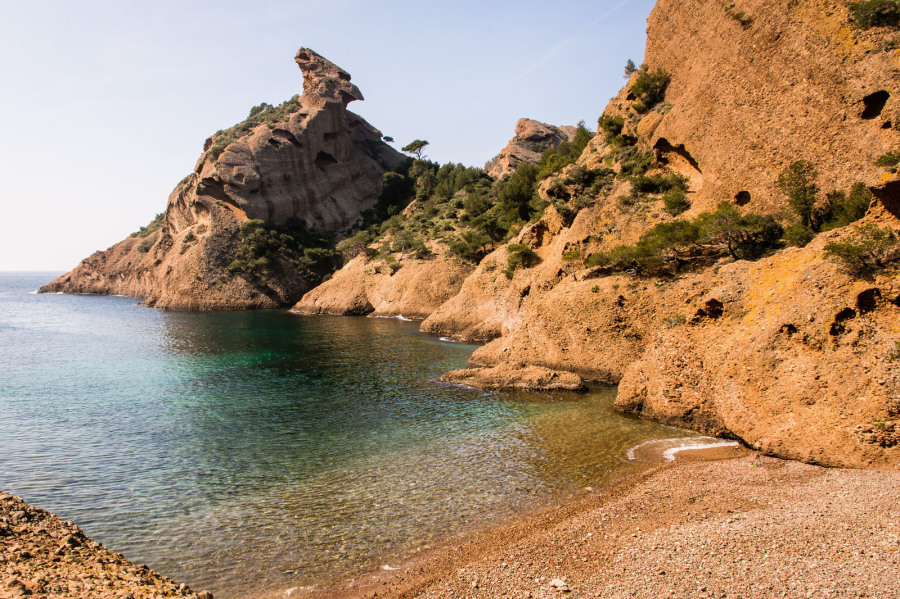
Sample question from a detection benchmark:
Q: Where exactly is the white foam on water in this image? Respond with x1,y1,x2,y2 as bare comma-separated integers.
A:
627,437,740,461
381,565,399,571
28,290,39,294
438,336,460,343
372,314,413,321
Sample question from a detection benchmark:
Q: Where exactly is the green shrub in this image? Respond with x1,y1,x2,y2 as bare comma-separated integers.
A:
502,244,540,278
630,66,671,112
598,115,626,146
136,234,157,253
618,148,655,178
131,213,165,238
664,188,691,216
848,0,900,28
391,229,428,258
449,229,492,262
589,202,782,275
820,183,873,230
783,222,816,247
697,202,783,260
875,150,900,167
630,172,688,195
777,160,819,229
336,230,376,260
824,223,899,272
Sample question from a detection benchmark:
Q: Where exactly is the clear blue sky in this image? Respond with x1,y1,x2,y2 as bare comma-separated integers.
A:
0,0,656,271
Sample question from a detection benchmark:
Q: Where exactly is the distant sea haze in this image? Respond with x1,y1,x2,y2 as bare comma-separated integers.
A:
0,272,700,598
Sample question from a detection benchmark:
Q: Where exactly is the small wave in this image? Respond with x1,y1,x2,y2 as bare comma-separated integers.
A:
372,314,413,321
438,336,460,343
28,290,39,295
381,565,399,571
628,437,740,461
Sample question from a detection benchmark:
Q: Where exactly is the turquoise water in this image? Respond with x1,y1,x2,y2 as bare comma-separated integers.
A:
0,272,696,598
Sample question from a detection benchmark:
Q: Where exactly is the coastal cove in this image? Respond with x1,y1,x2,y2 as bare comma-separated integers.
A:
0,272,715,598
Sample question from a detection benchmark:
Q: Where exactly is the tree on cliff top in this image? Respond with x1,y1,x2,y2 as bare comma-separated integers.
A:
402,140,429,159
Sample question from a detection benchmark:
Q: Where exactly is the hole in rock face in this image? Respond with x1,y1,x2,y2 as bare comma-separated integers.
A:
520,285,531,298
857,289,881,313
862,90,890,119
780,324,798,335
830,308,857,336
338,72,351,81
296,52,310,61
704,299,724,319
735,191,751,206
835,307,857,323
883,121,893,129
323,132,338,141
314,151,338,168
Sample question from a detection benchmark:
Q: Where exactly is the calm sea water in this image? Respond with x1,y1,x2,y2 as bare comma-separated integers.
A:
0,272,703,598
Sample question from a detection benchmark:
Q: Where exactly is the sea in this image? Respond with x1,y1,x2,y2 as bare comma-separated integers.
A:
0,272,722,598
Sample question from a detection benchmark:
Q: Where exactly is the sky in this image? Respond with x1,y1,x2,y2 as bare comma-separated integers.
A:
0,0,657,271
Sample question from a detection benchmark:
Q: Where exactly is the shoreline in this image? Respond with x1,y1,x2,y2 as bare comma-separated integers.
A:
4,445,899,598
294,446,899,599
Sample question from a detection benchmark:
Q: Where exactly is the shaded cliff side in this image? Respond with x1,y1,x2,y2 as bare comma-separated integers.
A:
41,48,404,310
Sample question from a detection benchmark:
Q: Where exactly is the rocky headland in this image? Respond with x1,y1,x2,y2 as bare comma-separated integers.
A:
40,49,404,310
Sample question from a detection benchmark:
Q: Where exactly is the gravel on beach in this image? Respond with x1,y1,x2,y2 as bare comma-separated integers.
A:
325,450,900,599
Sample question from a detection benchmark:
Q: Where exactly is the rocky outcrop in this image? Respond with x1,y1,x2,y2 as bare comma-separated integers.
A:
0,491,212,598
485,119,576,178
418,0,900,468
41,48,404,310
441,363,587,392
291,248,472,319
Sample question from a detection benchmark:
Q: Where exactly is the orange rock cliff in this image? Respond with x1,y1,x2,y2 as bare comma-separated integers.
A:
47,0,900,469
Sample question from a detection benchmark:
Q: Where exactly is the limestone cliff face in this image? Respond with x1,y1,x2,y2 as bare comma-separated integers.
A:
626,0,900,215
485,119,576,178
419,0,900,468
41,48,404,310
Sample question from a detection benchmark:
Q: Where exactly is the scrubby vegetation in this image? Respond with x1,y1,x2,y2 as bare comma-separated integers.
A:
725,3,753,28
335,123,599,267
875,149,900,169
585,202,782,275
777,161,872,245
502,244,541,279
630,65,671,113
824,223,899,272
209,96,303,161
848,0,900,29
131,213,165,238
226,219,339,285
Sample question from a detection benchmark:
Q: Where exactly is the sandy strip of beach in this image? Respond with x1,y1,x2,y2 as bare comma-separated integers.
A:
315,448,900,599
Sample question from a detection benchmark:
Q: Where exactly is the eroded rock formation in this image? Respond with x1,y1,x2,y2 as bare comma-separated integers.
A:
41,48,404,310
417,0,900,468
486,119,576,178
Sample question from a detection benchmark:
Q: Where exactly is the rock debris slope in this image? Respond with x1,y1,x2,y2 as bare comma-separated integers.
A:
41,48,403,310
0,491,213,598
